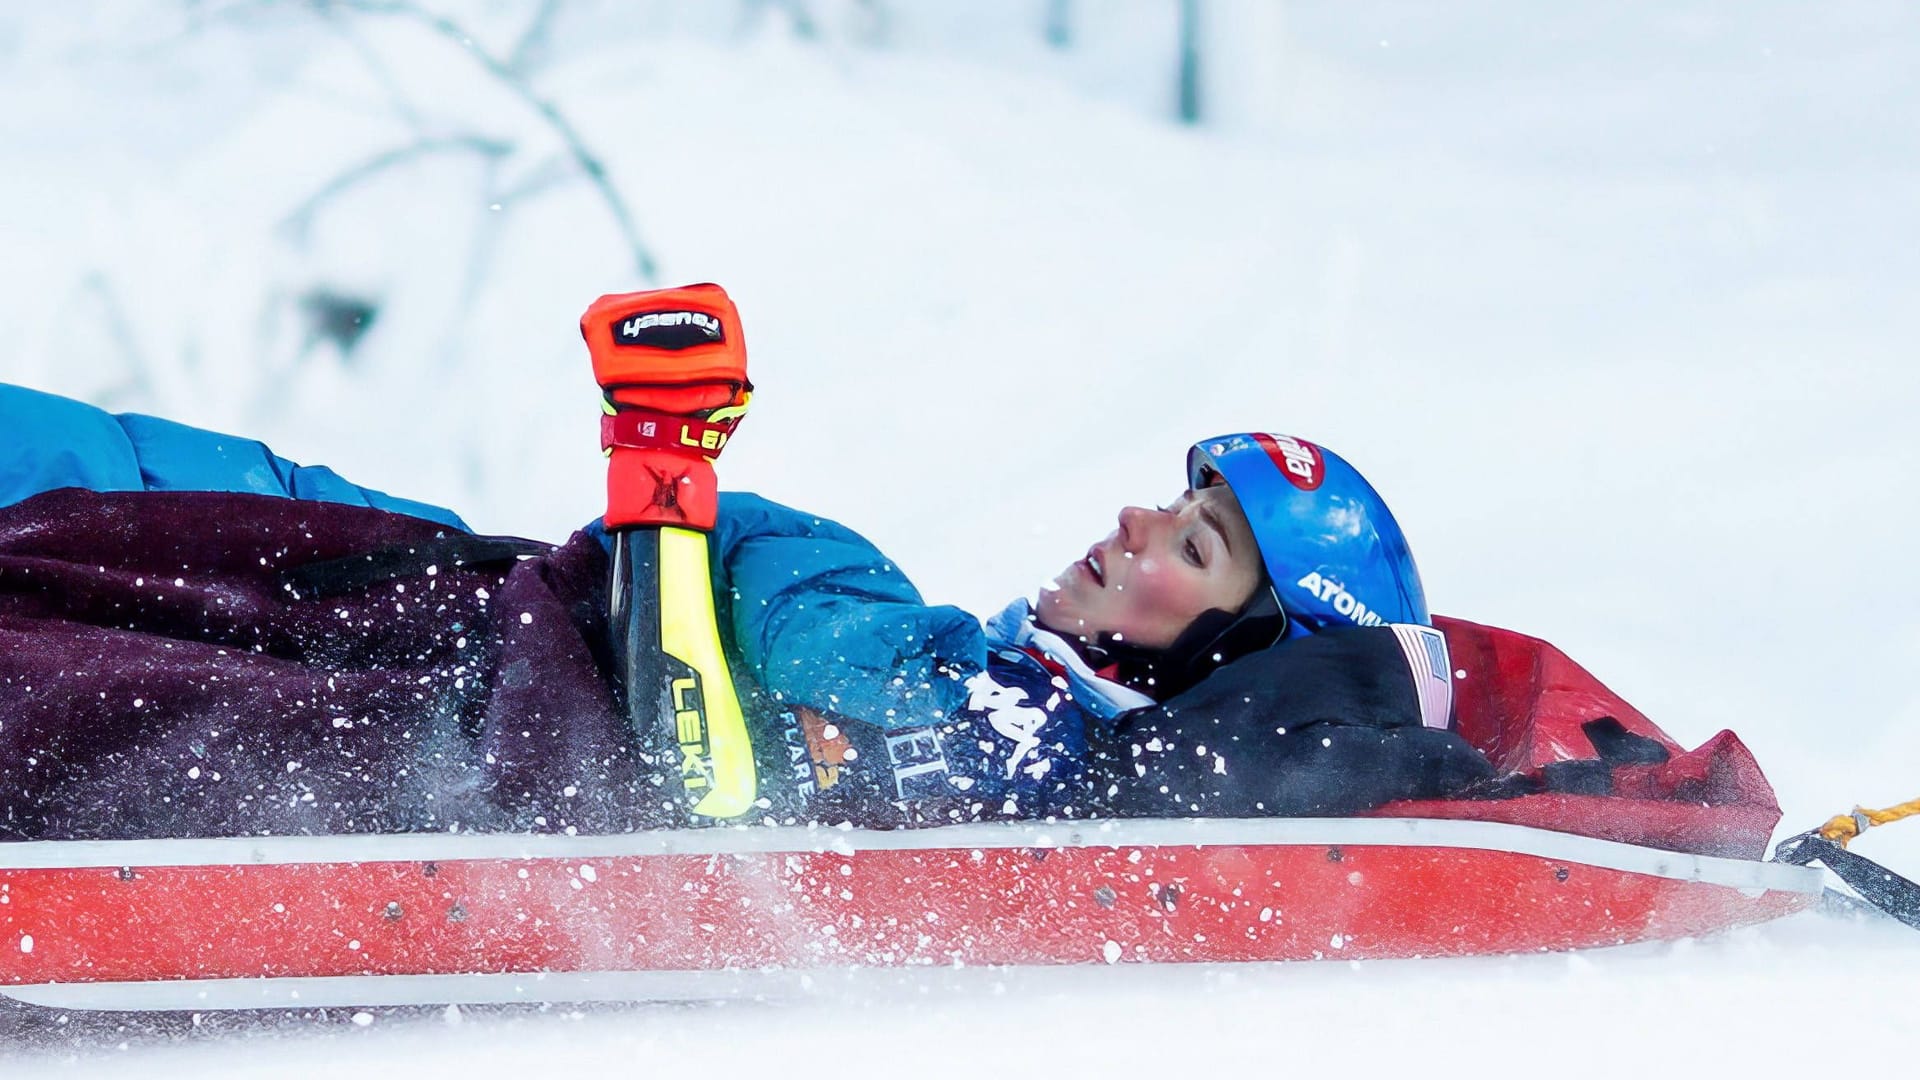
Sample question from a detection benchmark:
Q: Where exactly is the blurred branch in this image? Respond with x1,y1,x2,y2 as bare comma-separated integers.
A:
506,0,561,76
1176,0,1201,124
495,151,576,204
279,134,513,244
298,288,381,361
1045,0,1071,50
450,148,511,363
188,1,440,135
849,0,890,47
314,2,427,134
738,0,818,41
80,272,159,411
318,0,660,282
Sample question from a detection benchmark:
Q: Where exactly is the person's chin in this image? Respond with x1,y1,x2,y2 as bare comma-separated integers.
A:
1033,587,1074,632
1034,590,1097,642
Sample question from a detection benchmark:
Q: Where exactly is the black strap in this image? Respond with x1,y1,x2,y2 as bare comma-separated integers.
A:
1536,717,1674,795
1773,830,1920,931
1581,716,1672,765
279,534,551,599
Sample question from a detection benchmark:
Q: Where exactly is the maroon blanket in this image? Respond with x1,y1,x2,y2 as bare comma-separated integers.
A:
0,489,670,841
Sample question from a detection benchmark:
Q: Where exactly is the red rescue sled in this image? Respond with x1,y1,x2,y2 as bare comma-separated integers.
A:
0,618,1822,1013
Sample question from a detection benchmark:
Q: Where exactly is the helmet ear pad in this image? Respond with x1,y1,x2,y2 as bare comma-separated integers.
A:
1090,586,1287,701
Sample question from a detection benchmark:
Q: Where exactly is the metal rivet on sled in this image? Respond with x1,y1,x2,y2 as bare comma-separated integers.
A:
1554,866,1570,882
384,901,404,921
1092,885,1118,909
1156,884,1181,912
1326,847,1344,863
116,867,136,882
446,902,468,923
422,862,438,877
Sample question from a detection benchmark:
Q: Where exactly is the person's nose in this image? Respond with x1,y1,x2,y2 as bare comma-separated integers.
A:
1116,505,1163,550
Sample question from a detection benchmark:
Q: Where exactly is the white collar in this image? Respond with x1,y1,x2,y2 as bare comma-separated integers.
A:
986,599,1156,716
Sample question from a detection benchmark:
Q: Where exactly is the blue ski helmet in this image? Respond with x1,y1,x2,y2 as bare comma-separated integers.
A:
1188,433,1429,639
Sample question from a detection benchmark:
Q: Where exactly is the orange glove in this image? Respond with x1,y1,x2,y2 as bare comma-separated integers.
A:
581,284,751,530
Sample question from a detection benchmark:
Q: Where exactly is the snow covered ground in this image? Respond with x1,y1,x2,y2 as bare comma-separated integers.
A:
21,911,1920,1077
4,2,1917,1072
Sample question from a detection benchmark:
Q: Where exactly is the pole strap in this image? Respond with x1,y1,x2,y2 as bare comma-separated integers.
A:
1773,830,1920,931
601,408,743,460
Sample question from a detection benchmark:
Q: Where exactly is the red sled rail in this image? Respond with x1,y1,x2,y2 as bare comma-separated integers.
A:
0,818,1819,1012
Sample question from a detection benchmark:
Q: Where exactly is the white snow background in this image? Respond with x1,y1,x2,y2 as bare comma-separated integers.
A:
3,1,1917,1072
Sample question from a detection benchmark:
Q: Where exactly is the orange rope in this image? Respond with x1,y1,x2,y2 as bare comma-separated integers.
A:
1818,795,1920,847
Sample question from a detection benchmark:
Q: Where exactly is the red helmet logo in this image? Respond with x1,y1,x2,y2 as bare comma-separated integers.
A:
1254,433,1324,491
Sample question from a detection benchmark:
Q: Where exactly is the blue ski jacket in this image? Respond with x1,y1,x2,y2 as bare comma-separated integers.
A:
0,384,469,531
0,383,1114,821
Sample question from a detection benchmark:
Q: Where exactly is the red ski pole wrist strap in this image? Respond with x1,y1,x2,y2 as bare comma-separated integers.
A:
601,409,742,458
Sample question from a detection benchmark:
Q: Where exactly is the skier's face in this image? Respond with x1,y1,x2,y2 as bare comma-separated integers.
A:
1037,482,1264,653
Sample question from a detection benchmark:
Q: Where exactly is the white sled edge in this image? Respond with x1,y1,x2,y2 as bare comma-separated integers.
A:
0,817,1822,894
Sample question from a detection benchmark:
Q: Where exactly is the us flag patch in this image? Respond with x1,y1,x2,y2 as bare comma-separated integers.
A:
1391,624,1455,730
